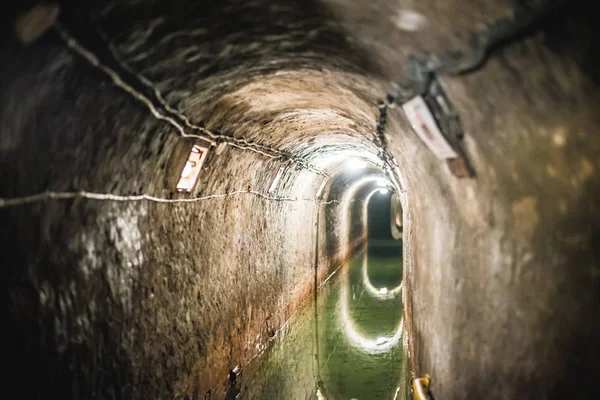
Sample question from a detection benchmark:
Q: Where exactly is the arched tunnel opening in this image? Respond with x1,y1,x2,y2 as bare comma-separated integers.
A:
1,1,599,399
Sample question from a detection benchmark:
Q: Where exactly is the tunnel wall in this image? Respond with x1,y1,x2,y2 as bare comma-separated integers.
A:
383,16,600,400
2,1,599,399
0,1,390,398
0,32,345,399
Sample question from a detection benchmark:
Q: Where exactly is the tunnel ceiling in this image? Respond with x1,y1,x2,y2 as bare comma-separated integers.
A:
58,0,386,163
1,0,600,399
6,0,586,174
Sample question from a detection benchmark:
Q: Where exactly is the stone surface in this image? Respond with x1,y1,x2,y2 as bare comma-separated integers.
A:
1,0,599,399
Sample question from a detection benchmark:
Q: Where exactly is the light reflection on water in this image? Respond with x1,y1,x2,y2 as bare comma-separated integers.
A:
234,239,410,400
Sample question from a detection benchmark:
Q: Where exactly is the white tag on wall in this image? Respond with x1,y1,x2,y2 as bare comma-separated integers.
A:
402,96,458,160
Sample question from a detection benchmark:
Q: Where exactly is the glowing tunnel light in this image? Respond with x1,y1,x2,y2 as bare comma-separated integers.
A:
377,178,389,187
362,243,403,298
339,175,389,257
377,178,391,194
316,388,326,400
347,159,368,170
340,230,403,353
334,169,404,354
339,279,404,353
361,188,403,299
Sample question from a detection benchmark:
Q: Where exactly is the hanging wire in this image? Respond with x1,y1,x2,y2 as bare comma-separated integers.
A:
0,189,339,209
54,21,329,177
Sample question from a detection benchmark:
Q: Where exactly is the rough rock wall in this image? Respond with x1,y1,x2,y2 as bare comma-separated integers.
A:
380,7,600,399
2,0,600,399
0,18,352,399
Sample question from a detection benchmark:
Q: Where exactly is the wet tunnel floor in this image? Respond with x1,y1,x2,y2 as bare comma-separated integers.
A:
228,239,410,400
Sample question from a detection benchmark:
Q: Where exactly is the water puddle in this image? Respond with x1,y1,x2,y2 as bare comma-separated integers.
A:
231,239,410,400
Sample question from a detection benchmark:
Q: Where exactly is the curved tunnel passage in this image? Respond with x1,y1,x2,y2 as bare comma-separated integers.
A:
1,1,600,399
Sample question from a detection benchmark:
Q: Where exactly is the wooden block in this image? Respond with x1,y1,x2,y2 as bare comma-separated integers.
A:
15,4,60,45
446,157,473,178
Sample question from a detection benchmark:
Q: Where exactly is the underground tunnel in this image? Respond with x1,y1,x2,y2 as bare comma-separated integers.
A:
1,1,599,399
